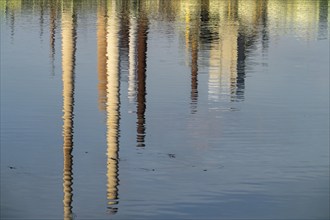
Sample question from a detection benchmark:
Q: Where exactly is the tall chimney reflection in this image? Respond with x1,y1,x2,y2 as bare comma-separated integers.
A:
190,26,199,114
106,0,120,214
183,1,199,114
97,0,108,111
128,11,138,104
61,0,77,219
136,2,148,147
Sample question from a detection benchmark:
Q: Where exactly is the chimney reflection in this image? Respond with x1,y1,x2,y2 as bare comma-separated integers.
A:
97,0,108,111
185,1,200,114
61,1,77,219
128,10,138,104
39,0,45,39
105,0,120,214
136,2,148,147
190,33,199,114
49,0,58,76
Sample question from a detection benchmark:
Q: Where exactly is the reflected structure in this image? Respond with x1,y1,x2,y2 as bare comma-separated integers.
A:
49,0,59,76
105,0,120,214
199,0,271,103
318,0,328,39
206,1,241,102
184,1,200,114
135,1,148,147
97,0,122,213
1,0,329,218
128,4,138,104
61,1,77,219
97,0,108,111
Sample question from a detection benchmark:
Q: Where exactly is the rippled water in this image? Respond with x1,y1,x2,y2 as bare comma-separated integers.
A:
1,0,329,219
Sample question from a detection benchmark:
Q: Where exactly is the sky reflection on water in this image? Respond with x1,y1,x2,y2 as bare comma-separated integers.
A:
1,0,329,219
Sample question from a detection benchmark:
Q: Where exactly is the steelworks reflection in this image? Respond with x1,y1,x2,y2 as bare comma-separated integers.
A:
2,0,329,218
97,1,149,148
182,0,269,105
4,0,328,108
96,0,150,214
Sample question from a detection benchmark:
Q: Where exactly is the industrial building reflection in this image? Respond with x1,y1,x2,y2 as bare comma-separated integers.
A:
2,0,329,218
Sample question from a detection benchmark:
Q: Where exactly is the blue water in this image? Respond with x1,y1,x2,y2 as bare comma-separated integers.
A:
1,0,329,219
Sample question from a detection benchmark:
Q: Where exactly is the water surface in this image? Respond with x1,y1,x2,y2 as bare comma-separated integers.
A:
1,0,329,219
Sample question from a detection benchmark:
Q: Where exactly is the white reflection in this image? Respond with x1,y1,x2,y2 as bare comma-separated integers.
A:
128,14,137,104
106,0,120,213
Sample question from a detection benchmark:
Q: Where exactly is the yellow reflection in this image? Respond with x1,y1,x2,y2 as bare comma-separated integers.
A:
267,0,323,40
183,0,200,113
105,0,120,213
61,0,76,219
208,18,238,102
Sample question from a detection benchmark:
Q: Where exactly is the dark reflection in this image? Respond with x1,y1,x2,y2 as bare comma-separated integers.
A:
61,1,77,219
318,0,328,40
261,0,269,54
185,4,200,114
97,0,108,111
49,0,58,76
39,0,45,39
105,0,120,214
235,32,246,101
8,4,16,41
200,0,216,44
190,35,198,114
136,1,148,147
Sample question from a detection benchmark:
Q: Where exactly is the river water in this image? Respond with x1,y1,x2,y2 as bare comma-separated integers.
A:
1,0,329,219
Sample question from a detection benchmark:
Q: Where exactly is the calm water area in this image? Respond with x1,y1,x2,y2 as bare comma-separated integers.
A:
1,0,329,219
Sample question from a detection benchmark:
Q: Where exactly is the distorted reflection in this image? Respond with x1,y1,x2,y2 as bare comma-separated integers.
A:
318,0,328,39
61,0,77,219
128,5,138,104
2,0,329,219
135,1,148,147
105,0,120,214
38,0,45,39
49,0,58,76
184,1,200,114
97,0,108,111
